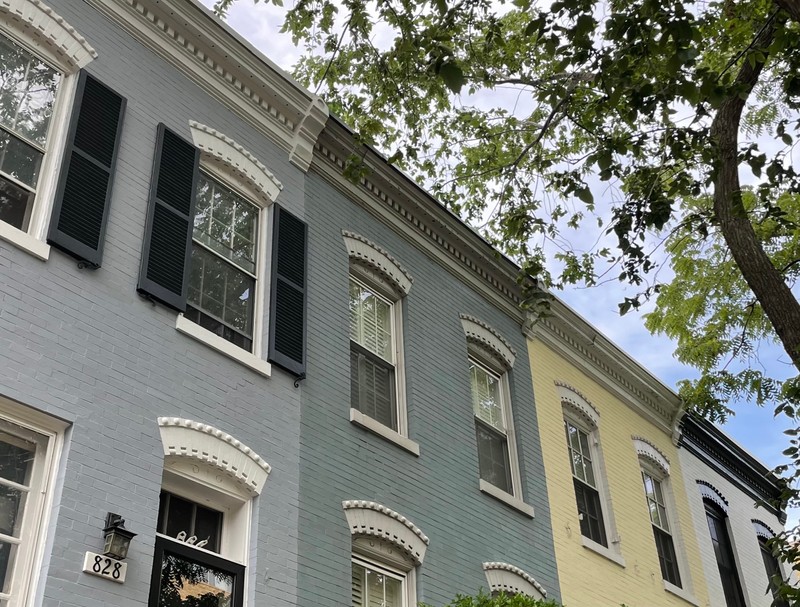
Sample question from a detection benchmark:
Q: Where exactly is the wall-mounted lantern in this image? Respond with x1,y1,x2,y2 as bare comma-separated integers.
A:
103,513,137,560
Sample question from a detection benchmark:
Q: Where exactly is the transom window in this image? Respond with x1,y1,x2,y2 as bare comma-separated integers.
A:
185,173,260,352
471,360,512,494
641,471,681,586
351,557,406,607
0,32,61,232
349,277,397,430
156,491,222,553
565,419,607,546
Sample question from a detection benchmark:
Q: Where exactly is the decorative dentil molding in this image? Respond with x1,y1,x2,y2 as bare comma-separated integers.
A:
342,500,429,565
752,519,776,539
460,314,516,370
697,480,729,513
482,562,547,599
83,0,327,171
157,417,271,497
190,121,282,205
342,231,413,295
632,436,670,475
0,0,97,73
557,382,600,428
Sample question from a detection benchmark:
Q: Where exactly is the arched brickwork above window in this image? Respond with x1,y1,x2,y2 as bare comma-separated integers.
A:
482,562,547,599
342,500,429,565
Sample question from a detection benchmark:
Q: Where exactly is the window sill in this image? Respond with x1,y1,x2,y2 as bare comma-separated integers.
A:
0,223,49,261
581,536,626,568
349,409,420,456
176,314,271,378
479,479,534,518
664,581,699,606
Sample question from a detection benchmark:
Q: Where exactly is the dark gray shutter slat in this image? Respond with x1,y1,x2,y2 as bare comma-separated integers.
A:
137,124,199,311
268,205,307,376
48,71,126,267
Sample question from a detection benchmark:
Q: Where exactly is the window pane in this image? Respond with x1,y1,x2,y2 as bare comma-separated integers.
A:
163,494,194,540
365,566,402,607
0,35,60,146
193,506,223,554
470,364,503,431
349,280,392,361
350,346,397,430
476,421,511,493
574,478,607,546
653,526,681,587
0,130,43,188
0,540,18,595
193,175,258,274
156,553,234,607
0,486,26,538
188,245,255,340
0,175,33,230
0,433,35,486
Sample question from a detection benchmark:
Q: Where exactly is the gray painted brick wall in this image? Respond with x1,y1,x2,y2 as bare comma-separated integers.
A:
0,2,305,606
298,170,560,606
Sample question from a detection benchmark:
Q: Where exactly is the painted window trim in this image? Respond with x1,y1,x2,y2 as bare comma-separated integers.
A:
342,500,429,566
347,253,410,438
157,417,271,498
638,452,691,593
349,408,420,456
0,0,97,74
560,384,620,554
0,396,67,607
463,316,525,503
664,580,700,606
342,231,413,297
184,122,282,361
479,479,534,517
0,15,85,254
581,536,626,567
482,562,547,599
175,314,272,378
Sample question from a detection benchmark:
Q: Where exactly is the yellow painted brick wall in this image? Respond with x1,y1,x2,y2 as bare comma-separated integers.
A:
528,338,709,607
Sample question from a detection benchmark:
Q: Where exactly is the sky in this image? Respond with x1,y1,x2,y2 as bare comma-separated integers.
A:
201,0,795,522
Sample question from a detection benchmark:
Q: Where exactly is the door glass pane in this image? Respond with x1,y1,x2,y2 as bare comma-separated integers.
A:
156,553,234,607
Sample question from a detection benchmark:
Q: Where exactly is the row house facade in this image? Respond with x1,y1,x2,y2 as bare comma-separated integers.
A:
0,0,790,606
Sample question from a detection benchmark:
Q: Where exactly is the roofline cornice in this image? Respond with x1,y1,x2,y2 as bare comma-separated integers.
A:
526,298,682,433
84,0,327,171
313,120,525,321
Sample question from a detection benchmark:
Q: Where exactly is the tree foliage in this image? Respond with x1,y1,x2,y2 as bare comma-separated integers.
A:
422,590,561,607
216,0,800,587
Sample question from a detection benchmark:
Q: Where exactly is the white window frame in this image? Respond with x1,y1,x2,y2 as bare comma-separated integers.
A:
0,25,80,261
351,554,413,607
559,385,622,565
0,398,66,607
175,122,282,378
460,315,531,517
639,462,693,599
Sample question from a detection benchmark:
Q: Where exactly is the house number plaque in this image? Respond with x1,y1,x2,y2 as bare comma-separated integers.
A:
82,551,127,583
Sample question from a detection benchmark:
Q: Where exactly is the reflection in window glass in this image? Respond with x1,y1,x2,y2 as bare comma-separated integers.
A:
351,560,403,607
155,553,233,607
0,32,60,231
187,173,260,352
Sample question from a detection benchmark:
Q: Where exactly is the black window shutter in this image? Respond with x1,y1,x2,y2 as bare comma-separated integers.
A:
137,124,199,311
268,205,307,376
48,71,126,267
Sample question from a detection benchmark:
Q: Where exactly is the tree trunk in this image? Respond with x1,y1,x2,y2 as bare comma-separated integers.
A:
711,13,800,371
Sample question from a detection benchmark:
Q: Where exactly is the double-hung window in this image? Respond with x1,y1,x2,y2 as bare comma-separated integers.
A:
704,500,746,607
0,32,60,233
565,419,606,546
352,557,407,607
185,173,261,352
471,360,513,494
758,534,788,607
349,277,398,430
641,471,681,586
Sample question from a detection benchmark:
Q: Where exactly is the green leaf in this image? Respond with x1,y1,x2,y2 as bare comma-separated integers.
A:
439,61,465,93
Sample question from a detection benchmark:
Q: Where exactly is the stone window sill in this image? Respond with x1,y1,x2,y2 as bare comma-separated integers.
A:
664,581,699,606
176,314,271,378
349,408,420,456
479,480,534,518
0,223,49,261
581,536,626,568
